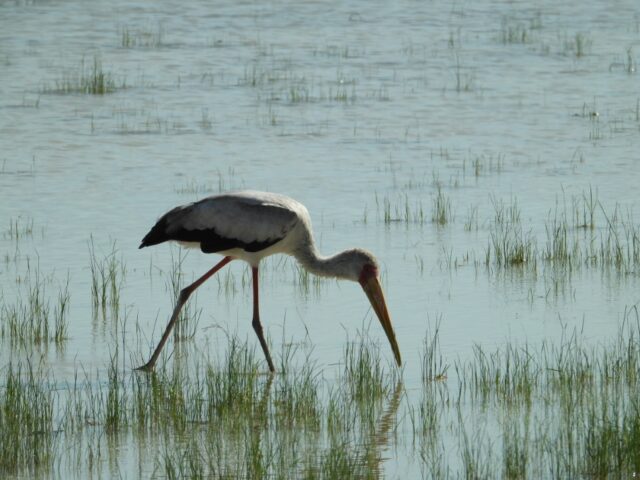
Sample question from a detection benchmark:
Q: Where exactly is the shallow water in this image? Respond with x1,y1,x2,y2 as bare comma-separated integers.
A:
2,0,640,477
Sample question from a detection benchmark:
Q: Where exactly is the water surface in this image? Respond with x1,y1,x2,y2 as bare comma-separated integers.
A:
1,0,640,477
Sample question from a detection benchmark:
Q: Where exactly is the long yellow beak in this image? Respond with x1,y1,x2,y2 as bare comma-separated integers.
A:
361,276,402,366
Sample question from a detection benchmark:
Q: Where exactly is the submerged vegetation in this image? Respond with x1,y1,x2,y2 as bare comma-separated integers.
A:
486,196,537,269
0,261,69,346
2,176,639,478
368,182,640,284
372,182,640,279
120,24,165,49
89,238,125,319
166,248,202,341
42,57,125,95
2,311,640,478
2,225,639,479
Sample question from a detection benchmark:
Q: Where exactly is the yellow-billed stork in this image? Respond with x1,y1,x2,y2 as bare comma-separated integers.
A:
136,190,401,372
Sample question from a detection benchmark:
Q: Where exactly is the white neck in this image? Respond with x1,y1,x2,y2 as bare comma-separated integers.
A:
292,234,356,281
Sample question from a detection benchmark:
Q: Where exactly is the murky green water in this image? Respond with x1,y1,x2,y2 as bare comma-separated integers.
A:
2,0,640,477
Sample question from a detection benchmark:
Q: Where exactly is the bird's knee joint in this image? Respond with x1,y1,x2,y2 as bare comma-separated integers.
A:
179,288,191,302
252,318,262,332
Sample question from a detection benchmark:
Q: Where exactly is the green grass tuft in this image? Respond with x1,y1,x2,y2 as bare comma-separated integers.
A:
42,57,125,95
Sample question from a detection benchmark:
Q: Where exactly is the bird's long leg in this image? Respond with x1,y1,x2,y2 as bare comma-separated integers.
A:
135,256,233,371
252,266,275,373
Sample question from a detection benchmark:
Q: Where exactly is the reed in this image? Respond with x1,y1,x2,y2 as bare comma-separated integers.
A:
0,361,55,476
43,57,124,95
431,184,453,226
0,263,69,345
89,238,125,318
486,197,537,269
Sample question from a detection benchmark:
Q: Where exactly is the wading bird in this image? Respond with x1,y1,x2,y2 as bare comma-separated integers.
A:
136,190,401,372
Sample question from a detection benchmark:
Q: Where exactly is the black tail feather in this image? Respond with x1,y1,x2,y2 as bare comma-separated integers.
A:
139,214,172,249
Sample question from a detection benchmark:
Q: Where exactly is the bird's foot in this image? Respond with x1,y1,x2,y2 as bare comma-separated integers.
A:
134,362,155,372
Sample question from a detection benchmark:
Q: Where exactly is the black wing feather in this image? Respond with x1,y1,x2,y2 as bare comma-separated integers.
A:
139,204,286,254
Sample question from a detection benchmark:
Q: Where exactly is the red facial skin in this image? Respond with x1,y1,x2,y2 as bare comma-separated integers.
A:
358,264,379,286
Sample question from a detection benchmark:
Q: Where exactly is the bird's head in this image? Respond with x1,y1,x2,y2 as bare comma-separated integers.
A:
343,249,402,367
333,248,379,281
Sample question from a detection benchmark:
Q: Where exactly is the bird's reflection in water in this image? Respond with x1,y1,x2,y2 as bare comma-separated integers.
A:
253,374,274,431
136,339,403,478
374,380,404,448
368,381,404,477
